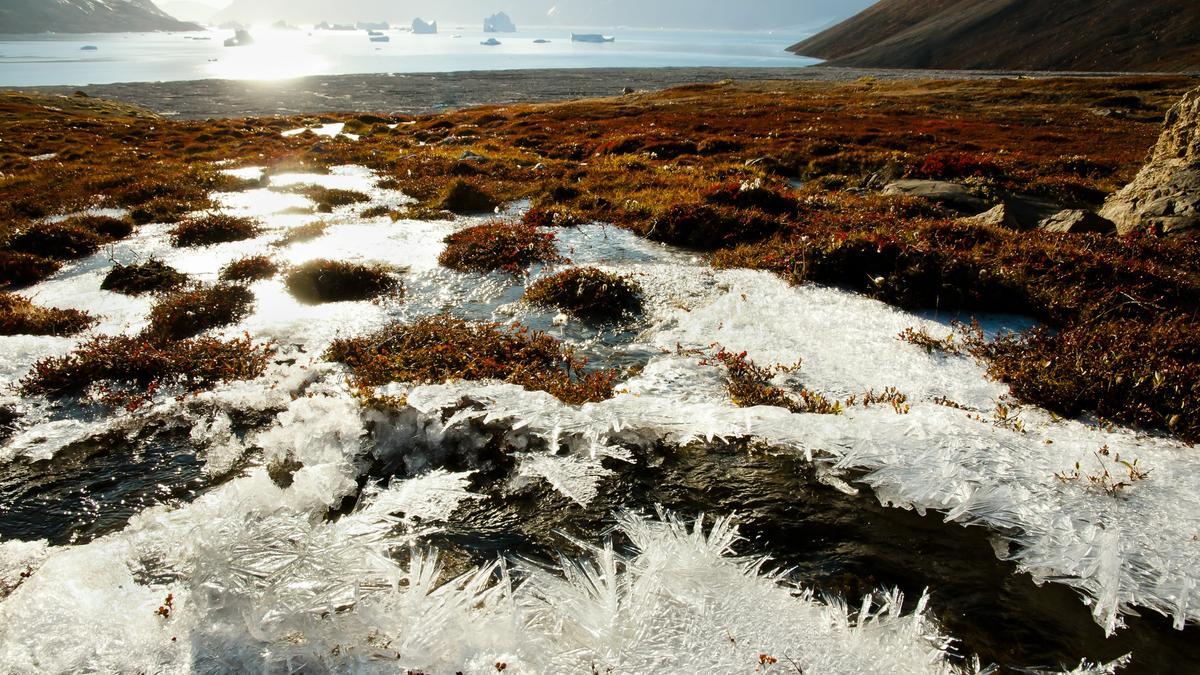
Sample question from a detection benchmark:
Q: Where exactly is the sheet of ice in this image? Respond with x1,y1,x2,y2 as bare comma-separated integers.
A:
281,122,358,140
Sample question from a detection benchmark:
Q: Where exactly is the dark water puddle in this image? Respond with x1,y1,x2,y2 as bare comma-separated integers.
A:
411,438,1199,674
0,424,207,545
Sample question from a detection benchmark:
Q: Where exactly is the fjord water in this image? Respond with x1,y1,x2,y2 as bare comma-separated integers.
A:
0,27,814,87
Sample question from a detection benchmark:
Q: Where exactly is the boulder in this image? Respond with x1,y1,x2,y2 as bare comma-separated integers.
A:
1100,86,1200,236
882,179,987,213
962,203,1020,229
1038,209,1116,234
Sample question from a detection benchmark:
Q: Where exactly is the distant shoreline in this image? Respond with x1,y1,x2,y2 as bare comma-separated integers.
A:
11,66,1189,119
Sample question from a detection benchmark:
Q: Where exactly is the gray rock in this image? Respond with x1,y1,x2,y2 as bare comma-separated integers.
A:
962,203,1020,229
1038,209,1116,235
882,179,987,213
459,150,487,162
1100,86,1200,236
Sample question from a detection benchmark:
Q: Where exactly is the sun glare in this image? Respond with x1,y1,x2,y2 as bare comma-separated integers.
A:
203,30,328,81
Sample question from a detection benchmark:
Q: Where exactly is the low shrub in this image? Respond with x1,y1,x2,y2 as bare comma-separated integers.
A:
433,179,499,214
524,267,643,323
273,221,328,247
0,252,61,288
129,197,197,225
702,348,842,415
522,206,585,228
439,221,562,274
101,259,189,295
145,284,256,341
641,204,776,250
703,181,797,215
326,314,616,405
219,256,278,282
170,214,260,247
7,221,102,260
21,333,271,409
969,317,1200,443
0,293,95,336
281,184,371,213
68,214,135,241
284,259,401,304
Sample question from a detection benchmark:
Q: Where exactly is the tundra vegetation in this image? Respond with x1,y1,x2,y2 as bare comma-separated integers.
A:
2,78,1198,439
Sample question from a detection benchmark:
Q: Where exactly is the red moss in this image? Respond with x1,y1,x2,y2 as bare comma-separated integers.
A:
101,259,189,296
326,314,616,405
439,221,563,274
21,333,271,408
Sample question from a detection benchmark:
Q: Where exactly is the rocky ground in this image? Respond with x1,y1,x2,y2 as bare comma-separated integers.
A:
13,66,1179,119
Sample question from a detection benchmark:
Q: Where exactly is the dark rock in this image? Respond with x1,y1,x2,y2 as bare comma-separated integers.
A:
1038,209,1117,234
882,179,987,213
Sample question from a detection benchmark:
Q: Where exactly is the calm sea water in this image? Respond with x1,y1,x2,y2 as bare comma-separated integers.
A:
0,26,817,87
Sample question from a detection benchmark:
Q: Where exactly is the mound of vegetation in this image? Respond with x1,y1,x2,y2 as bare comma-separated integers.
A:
433,179,499,214
219,256,278,282
0,293,95,336
284,259,401,304
170,214,260,247
439,221,562,274
326,314,616,405
21,333,271,409
145,284,256,341
524,267,644,323
280,184,371,213
272,221,329,248
0,252,62,289
101,259,189,296
6,220,103,260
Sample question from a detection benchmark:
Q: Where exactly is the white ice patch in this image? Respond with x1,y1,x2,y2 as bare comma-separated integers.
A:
281,122,359,140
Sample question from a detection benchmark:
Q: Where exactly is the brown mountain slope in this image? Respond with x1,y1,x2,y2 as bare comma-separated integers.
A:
790,0,1200,72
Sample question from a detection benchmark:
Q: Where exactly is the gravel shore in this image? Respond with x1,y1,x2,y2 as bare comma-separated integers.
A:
10,66,1160,119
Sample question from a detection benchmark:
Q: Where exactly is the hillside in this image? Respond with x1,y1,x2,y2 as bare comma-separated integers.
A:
789,0,1200,72
0,0,201,34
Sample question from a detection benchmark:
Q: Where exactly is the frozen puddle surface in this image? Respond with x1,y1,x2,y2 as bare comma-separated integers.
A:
0,165,1195,672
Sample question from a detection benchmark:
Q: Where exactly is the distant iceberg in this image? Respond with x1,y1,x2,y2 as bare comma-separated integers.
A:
223,29,253,47
483,11,516,33
480,37,502,46
572,33,615,43
411,17,437,34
